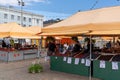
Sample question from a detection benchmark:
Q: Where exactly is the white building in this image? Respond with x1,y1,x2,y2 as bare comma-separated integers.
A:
0,6,43,27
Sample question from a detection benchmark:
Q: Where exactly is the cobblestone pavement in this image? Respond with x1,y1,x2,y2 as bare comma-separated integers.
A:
0,58,101,80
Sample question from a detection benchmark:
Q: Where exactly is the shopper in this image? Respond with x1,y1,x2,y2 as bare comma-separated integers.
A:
71,41,82,56
47,41,56,56
2,40,6,48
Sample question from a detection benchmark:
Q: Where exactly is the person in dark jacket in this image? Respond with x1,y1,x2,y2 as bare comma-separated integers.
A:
47,41,56,56
86,40,94,53
71,41,82,56
2,40,6,48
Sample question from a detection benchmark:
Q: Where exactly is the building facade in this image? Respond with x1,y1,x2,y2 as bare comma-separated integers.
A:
0,6,43,27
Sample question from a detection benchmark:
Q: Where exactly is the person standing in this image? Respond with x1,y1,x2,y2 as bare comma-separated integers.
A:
10,39,14,48
71,41,82,56
4,38,10,48
106,41,111,49
47,41,56,56
2,40,6,48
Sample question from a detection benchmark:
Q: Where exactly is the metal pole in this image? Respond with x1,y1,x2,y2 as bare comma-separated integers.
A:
17,0,24,26
37,39,40,58
21,1,23,26
8,6,10,22
20,0,24,44
113,36,115,53
17,0,22,26
89,35,92,80
7,52,9,63
40,36,43,58
17,0,24,44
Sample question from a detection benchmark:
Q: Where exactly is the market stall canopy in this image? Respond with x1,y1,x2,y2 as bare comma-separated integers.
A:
87,30,120,36
41,24,90,36
42,6,120,35
40,30,89,36
0,22,40,39
25,26,41,34
54,36,83,39
101,37,118,41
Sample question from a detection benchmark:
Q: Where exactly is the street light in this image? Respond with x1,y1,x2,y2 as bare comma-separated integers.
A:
17,0,25,44
17,0,25,26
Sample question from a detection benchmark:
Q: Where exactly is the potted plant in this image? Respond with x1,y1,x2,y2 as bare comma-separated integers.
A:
34,64,43,73
28,62,43,73
28,65,36,73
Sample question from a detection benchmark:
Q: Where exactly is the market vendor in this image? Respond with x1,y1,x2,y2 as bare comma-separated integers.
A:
71,41,82,56
10,39,14,48
106,41,111,49
46,40,56,56
84,40,94,53
2,40,6,48
4,38,10,48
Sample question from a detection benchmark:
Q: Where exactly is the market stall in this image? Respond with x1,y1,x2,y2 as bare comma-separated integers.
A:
86,30,120,80
0,22,40,61
39,6,120,80
25,26,42,46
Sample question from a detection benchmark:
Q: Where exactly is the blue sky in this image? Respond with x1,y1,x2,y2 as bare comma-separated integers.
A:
0,0,120,20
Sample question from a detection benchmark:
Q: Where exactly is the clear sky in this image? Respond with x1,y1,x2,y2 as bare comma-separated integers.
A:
0,0,120,20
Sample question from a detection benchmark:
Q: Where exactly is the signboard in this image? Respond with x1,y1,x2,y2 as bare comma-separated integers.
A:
74,58,79,65
112,62,118,70
85,59,90,66
67,57,72,64
100,60,106,68
63,57,67,61
81,58,85,64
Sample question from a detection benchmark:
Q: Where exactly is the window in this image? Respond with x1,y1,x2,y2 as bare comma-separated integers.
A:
40,19,43,21
17,16,20,21
37,19,39,24
11,15,14,20
29,18,31,22
4,14,8,19
23,24,26,27
23,17,26,21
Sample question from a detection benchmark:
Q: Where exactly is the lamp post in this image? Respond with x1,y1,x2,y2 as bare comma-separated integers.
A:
17,0,25,26
17,0,25,44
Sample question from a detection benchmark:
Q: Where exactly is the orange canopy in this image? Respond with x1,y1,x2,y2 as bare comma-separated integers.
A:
41,6,120,36
0,22,40,39
87,30,120,36
25,26,41,34
44,6,120,28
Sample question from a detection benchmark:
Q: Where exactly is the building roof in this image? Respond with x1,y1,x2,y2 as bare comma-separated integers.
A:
0,5,43,17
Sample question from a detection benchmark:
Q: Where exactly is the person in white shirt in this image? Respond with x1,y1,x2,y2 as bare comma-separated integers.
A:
4,38,10,48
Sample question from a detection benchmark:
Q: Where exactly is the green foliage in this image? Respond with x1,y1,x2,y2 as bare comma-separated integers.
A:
28,63,43,73
84,37,96,43
92,39,96,43
84,37,90,42
46,36,55,43
71,36,78,42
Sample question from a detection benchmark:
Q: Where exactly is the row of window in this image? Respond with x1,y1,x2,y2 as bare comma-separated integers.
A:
4,22,32,27
3,13,42,24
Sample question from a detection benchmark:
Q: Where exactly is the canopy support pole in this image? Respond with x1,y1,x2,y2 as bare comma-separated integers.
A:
113,36,115,53
37,40,40,58
37,37,42,59
89,35,92,80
